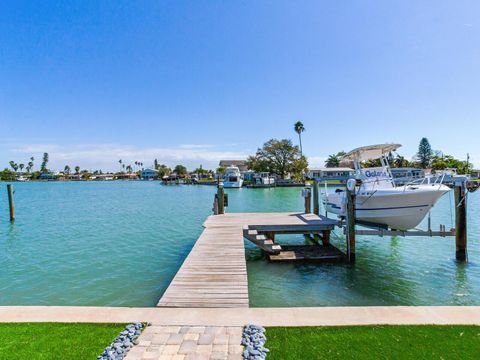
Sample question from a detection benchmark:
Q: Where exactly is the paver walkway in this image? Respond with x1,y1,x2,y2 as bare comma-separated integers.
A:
124,325,243,360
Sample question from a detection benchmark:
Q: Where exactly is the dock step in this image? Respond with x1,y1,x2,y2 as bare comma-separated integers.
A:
269,245,345,262
242,227,282,254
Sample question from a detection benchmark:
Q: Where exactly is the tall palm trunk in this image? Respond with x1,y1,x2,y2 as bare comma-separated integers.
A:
298,133,303,158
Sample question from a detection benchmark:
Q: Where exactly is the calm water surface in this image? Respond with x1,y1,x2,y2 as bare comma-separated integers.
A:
0,182,479,307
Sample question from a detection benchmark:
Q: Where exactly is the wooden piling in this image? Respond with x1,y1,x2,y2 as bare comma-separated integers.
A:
313,180,319,215
303,187,312,214
217,180,225,215
7,184,15,222
321,230,330,246
346,185,356,263
454,182,467,261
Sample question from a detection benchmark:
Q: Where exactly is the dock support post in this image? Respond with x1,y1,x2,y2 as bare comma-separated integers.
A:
303,186,312,214
322,230,330,246
313,179,319,215
346,182,356,263
454,181,467,261
7,184,15,222
217,180,225,215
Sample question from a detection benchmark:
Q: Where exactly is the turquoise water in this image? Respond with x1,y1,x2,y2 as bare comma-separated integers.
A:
0,182,479,307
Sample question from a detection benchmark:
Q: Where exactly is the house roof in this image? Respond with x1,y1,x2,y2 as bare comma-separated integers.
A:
309,167,354,172
219,160,246,166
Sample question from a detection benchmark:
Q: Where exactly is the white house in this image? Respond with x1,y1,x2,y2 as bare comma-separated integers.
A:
307,167,354,182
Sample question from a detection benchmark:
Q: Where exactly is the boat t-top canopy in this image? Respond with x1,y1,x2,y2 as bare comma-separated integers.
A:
343,143,402,161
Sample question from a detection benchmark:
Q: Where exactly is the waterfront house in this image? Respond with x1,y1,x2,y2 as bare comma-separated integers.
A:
307,167,354,183
390,168,425,185
66,174,83,181
141,168,159,180
91,173,115,181
115,173,139,180
39,172,58,181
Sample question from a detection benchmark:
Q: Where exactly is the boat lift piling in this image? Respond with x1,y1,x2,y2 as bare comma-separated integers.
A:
345,181,356,263
454,181,467,261
312,179,320,215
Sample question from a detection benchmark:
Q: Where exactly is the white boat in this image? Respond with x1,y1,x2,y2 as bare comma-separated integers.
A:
16,176,28,182
253,172,275,186
323,144,450,231
223,166,243,188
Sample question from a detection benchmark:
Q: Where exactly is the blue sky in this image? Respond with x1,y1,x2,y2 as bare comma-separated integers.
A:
1,1,479,171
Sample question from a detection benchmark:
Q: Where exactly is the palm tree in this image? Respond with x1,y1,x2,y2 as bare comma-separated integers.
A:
9,161,18,172
19,163,25,173
294,121,305,157
75,166,80,174
325,154,340,168
27,160,34,173
64,165,71,175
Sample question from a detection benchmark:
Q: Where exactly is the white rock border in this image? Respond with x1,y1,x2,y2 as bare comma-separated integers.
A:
242,324,269,359
98,322,145,360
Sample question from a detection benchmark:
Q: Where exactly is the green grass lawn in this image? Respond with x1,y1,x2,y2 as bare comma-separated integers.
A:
0,323,125,359
266,326,480,359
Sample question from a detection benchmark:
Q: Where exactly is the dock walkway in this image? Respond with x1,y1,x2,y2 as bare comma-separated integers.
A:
157,212,337,308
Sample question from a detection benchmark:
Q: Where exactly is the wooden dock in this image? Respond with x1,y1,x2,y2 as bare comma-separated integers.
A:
158,212,338,308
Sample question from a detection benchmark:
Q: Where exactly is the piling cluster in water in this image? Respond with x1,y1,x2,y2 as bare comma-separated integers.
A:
242,324,269,359
98,322,145,360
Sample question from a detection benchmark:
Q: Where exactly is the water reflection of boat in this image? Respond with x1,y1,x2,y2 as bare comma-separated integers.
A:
323,144,450,231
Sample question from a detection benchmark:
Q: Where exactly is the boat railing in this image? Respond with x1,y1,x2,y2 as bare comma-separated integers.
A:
401,172,447,189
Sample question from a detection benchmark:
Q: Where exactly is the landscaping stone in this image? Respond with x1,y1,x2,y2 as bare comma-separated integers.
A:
98,322,145,360
241,325,268,360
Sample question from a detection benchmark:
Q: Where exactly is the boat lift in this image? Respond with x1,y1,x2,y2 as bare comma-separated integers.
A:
311,178,473,263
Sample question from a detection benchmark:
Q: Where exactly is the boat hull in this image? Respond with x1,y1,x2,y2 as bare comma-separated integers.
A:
324,185,450,230
223,179,243,188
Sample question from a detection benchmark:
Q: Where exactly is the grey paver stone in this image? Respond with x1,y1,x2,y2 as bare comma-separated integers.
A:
228,345,243,355
212,344,228,353
198,334,214,345
167,333,184,345
227,354,242,360
141,350,161,359
178,340,197,354
163,326,182,334
163,344,181,354
228,334,241,345
213,334,229,345
210,352,228,360
196,344,213,354
179,326,191,334
184,333,200,341
185,354,210,360
152,333,170,345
